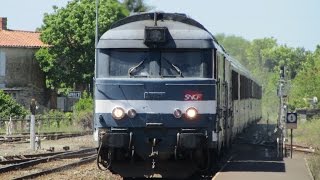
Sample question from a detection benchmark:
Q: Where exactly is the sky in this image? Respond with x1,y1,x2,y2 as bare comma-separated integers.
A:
0,0,319,51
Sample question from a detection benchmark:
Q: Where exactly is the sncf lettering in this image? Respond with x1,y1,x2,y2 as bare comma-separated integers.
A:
184,93,203,101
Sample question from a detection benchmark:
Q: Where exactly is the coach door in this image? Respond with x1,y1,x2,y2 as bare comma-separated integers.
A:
216,52,226,153
224,60,233,149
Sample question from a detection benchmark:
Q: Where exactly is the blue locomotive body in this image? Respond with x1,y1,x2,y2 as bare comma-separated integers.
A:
94,12,261,178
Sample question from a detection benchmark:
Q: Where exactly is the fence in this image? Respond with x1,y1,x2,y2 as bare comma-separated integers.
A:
0,115,73,134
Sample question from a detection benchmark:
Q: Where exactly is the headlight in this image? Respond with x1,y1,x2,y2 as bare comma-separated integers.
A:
127,109,137,118
173,109,182,118
144,27,167,43
186,107,198,119
112,107,125,120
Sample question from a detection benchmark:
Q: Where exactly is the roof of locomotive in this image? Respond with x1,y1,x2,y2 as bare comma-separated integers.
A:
110,12,206,30
97,12,222,49
97,12,259,85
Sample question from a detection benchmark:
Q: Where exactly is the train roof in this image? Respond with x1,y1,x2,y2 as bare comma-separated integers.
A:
226,54,260,85
110,12,206,30
97,12,223,49
97,12,259,85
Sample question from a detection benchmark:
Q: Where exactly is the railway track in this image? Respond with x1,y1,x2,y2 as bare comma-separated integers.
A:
12,155,96,180
285,144,316,153
0,148,97,179
0,152,65,165
0,131,92,143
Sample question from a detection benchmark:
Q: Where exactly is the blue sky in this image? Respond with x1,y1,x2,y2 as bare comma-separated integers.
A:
1,0,319,51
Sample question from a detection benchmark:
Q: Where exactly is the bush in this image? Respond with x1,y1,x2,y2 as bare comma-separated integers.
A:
0,90,27,117
73,91,93,112
37,92,94,132
72,91,93,130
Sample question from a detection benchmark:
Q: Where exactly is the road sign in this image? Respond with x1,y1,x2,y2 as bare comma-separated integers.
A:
68,91,81,98
286,112,297,129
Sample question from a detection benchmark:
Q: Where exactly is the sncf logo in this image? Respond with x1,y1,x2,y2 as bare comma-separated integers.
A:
184,91,203,101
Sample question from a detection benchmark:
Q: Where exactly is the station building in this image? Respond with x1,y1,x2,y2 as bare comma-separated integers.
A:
0,17,49,109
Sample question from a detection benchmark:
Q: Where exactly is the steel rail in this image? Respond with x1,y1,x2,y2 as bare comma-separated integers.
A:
2,151,65,160
0,158,37,165
12,155,97,180
0,131,92,142
0,152,96,165
0,148,96,173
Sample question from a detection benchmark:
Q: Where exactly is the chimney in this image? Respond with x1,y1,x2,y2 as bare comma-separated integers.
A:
0,17,7,30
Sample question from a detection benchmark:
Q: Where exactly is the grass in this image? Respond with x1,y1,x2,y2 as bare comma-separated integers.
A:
294,118,320,180
0,119,89,134
0,109,93,135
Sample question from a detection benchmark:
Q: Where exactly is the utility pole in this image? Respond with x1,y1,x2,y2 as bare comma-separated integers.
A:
95,0,99,78
30,99,36,151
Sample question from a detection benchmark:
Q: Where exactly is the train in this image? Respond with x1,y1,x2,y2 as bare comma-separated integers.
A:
93,12,262,179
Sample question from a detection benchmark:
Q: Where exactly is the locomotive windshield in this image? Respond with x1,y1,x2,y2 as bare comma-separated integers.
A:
97,49,212,78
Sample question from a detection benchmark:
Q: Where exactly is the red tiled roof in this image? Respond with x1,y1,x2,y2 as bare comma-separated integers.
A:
0,29,49,48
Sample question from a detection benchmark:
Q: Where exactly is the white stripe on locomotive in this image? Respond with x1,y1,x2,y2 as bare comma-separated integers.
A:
95,100,217,114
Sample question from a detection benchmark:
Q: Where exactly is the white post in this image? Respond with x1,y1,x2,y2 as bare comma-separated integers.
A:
30,114,35,150
30,99,36,151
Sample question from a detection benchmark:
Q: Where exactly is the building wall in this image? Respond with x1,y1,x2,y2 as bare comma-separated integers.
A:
0,51,5,88
0,47,47,108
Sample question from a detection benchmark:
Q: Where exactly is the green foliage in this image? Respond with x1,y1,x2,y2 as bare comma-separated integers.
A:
308,155,320,180
294,118,320,180
215,33,251,67
289,50,320,108
261,72,280,120
246,37,277,70
215,34,309,118
122,0,151,12
73,91,93,112
37,110,90,133
295,118,320,148
216,35,278,118
34,93,93,132
263,46,308,78
36,0,129,90
0,90,27,117
72,91,93,130
40,109,68,128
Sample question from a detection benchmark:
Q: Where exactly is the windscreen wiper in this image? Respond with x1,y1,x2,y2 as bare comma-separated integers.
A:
163,57,183,77
128,59,146,77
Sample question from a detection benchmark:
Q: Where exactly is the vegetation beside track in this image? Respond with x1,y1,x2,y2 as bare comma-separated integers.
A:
294,118,320,180
0,93,93,134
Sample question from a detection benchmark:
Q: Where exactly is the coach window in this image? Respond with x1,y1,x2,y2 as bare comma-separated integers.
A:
254,83,258,99
240,75,246,99
258,86,262,99
248,79,252,98
232,71,239,100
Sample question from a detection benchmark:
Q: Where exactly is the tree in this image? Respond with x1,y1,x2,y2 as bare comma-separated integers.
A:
246,37,277,69
0,90,27,117
289,47,320,108
215,33,251,67
36,0,129,92
263,46,308,78
122,0,151,13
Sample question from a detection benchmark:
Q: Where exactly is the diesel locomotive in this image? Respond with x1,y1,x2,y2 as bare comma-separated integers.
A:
94,12,262,179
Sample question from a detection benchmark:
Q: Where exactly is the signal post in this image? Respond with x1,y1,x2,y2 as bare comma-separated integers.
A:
277,65,287,157
286,112,297,158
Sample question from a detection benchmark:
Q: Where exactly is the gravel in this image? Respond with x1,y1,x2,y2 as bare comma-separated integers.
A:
0,135,122,180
